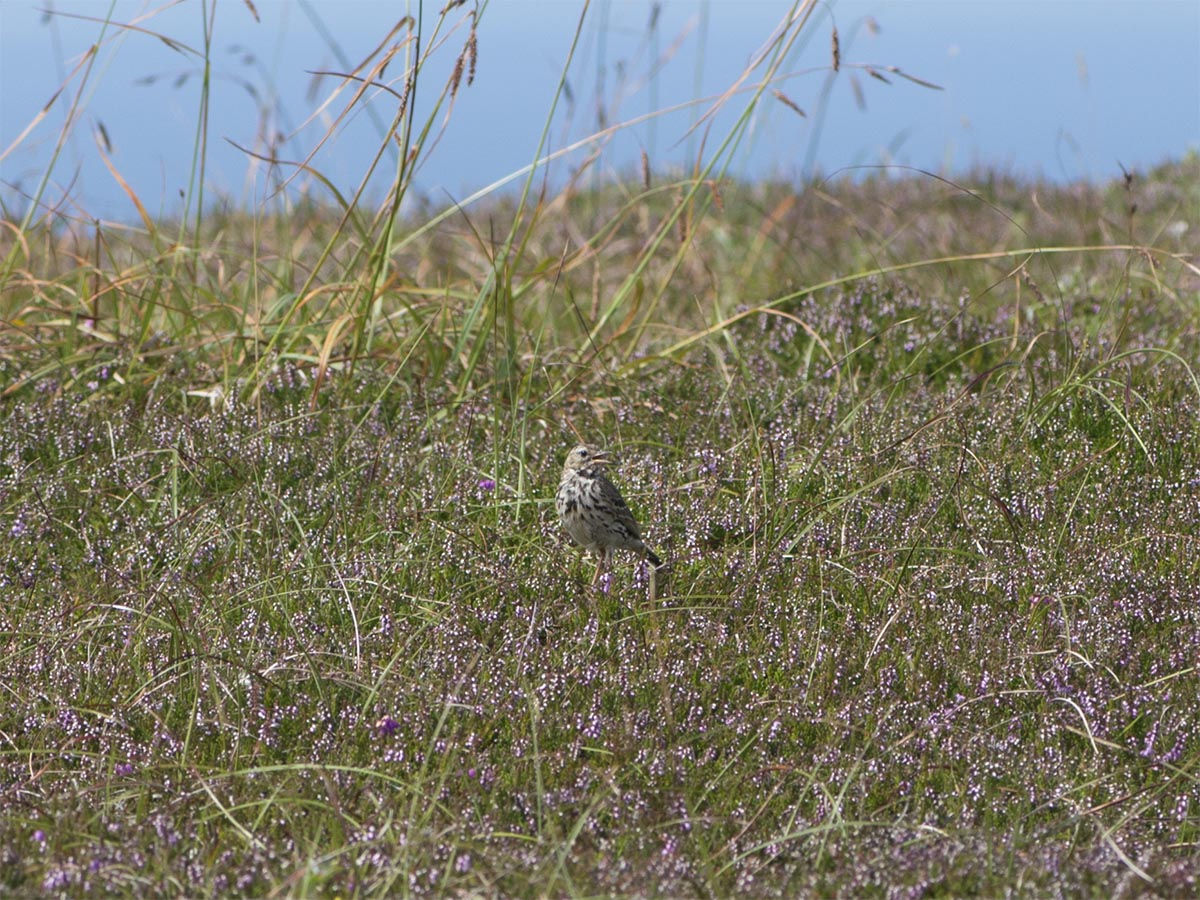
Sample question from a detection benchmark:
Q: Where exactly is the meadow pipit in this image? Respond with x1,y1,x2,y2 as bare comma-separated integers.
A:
556,445,662,585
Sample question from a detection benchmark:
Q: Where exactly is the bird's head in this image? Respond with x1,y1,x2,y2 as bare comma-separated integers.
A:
563,445,610,473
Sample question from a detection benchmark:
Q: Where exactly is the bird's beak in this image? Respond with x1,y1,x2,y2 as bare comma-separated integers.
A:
591,449,612,465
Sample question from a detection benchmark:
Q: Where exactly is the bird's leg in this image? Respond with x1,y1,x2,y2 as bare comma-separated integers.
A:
590,549,611,588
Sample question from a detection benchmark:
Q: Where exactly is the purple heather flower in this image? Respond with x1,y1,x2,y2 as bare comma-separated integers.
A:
477,479,496,491
375,716,400,737
43,869,70,891
33,830,46,844
1140,724,1159,759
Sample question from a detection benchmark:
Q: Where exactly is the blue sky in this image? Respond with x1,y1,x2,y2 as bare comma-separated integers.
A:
1,0,1197,221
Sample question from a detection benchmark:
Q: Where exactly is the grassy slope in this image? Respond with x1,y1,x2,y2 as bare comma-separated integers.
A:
2,158,1200,896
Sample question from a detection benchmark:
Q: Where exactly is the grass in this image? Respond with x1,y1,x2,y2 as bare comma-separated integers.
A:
3,1,1200,896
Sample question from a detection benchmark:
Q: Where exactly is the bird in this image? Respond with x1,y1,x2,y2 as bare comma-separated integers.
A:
556,444,662,585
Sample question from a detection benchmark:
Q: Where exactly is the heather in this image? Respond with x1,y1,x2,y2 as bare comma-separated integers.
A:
3,3,1200,897
4,159,1200,896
